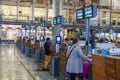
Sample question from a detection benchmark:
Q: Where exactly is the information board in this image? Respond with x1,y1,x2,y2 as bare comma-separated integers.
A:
76,8,84,20
53,17,57,25
53,16,64,25
84,4,97,18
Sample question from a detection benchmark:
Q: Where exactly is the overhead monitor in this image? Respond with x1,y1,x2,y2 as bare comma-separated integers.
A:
76,8,84,20
57,16,61,24
53,17,57,25
84,4,97,19
53,16,64,25
56,36,61,44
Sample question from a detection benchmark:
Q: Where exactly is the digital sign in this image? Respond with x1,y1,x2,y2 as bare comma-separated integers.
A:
56,36,61,44
76,8,83,20
53,16,64,25
57,16,61,24
84,4,97,19
53,17,57,25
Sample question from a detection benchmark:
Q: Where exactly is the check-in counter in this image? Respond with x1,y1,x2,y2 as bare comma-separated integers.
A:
33,40,40,52
20,39,26,53
92,54,120,80
25,40,32,57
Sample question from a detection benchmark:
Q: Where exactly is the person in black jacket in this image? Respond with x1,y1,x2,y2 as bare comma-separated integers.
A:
43,37,51,71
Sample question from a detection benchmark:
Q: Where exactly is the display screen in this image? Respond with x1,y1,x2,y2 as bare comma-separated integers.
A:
57,16,61,24
76,9,83,20
40,36,44,42
53,16,64,25
56,36,61,44
84,5,93,18
30,36,34,40
22,24,26,29
53,17,57,25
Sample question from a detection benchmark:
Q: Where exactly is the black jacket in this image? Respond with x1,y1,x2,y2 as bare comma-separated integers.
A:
44,42,51,55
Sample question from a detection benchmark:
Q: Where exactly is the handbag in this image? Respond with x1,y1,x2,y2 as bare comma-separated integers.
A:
59,46,77,80
65,46,77,64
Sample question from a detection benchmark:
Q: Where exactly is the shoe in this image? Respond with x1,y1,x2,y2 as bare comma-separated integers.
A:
42,69,47,71
46,69,50,71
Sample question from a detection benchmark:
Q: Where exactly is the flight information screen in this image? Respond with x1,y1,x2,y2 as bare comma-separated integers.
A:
57,16,61,24
53,17,57,25
84,6,93,18
76,9,83,20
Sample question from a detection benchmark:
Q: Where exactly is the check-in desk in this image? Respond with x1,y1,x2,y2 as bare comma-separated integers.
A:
92,54,120,80
25,41,32,57
20,39,26,53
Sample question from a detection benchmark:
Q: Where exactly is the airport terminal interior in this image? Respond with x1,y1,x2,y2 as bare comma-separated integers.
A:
0,0,120,80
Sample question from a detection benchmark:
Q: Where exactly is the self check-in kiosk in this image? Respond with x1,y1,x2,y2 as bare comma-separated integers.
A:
51,16,64,77
51,36,61,76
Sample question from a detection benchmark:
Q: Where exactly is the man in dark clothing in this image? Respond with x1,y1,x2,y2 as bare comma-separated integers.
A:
44,38,51,55
43,38,51,71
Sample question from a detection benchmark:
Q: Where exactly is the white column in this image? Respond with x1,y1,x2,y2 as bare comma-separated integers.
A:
106,11,110,25
60,0,63,15
52,0,63,37
45,0,49,21
17,0,19,20
98,10,103,25
32,0,35,21
0,4,2,39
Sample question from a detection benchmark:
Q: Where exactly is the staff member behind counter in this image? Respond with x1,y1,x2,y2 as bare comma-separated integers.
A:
66,38,91,80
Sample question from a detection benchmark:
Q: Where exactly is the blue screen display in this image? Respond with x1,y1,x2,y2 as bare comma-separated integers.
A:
84,6,93,18
57,16,61,24
76,9,83,20
53,17,57,25
30,36,34,40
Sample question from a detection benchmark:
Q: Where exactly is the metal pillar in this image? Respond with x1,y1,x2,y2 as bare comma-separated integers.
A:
91,31,95,49
44,0,49,39
85,19,90,54
35,23,38,41
25,27,27,40
17,0,19,20
0,25,1,40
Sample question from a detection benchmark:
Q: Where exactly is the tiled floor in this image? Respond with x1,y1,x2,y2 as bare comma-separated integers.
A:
0,44,56,80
